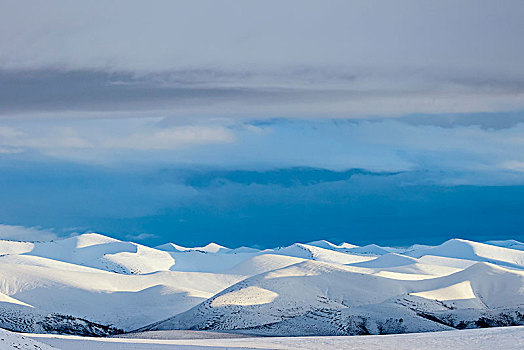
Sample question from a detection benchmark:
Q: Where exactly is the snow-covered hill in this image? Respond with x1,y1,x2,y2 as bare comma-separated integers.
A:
145,260,524,335
0,233,523,337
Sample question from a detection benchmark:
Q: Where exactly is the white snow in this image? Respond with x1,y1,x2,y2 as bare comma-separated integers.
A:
410,280,477,301
306,240,358,251
211,286,279,307
156,242,230,254
23,326,524,350
406,238,524,268
0,233,523,337
0,328,56,349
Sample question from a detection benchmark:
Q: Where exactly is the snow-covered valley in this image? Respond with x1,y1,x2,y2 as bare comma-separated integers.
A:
20,326,524,350
0,233,523,340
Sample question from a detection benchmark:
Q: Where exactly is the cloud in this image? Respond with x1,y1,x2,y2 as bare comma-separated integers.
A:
2,69,524,119
0,126,90,150
0,126,25,138
502,161,524,172
0,122,235,156
0,2,523,118
103,125,235,150
1,1,523,73
1,117,524,185
125,233,159,242
0,147,23,154
0,223,59,241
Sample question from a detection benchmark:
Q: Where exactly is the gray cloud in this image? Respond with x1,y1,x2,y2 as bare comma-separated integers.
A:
2,1,523,73
1,1,524,119
2,69,524,119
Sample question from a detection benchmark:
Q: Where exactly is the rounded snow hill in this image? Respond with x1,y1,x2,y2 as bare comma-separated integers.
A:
0,239,34,255
224,254,307,276
274,243,375,265
229,247,260,254
306,240,358,251
348,254,463,281
485,239,524,251
2,232,524,338
146,258,524,334
439,262,524,309
156,242,231,254
165,249,259,273
0,233,176,274
406,239,524,269
0,257,244,330
351,253,419,268
345,244,393,256
155,243,189,252
146,260,414,331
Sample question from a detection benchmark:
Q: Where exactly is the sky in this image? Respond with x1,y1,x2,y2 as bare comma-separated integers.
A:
1,1,524,247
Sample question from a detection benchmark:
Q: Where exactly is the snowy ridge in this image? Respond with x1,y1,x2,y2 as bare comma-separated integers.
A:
156,242,231,254
0,233,523,336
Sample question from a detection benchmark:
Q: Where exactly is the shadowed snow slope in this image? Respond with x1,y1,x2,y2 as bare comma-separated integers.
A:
350,253,419,268
406,239,524,269
273,243,375,264
0,233,523,336
345,244,395,256
306,240,358,251
485,239,524,251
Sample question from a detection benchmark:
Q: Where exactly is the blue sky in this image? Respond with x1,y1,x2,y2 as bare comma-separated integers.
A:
1,1,524,246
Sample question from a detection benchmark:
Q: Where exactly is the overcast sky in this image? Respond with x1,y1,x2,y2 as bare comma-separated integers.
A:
1,1,523,245
1,0,524,118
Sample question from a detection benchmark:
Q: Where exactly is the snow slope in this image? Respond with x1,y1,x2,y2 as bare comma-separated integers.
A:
156,242,231,254
273,243,375,264
0,259,242,330
0,328,57,350
24,326,524,350
0,233,523,337
406,239,524,269
148,254,524,335
0,233,176,274
485,239,524,251
306,240,358,251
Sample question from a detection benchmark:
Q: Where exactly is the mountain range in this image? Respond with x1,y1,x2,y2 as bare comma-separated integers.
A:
0,233,523,336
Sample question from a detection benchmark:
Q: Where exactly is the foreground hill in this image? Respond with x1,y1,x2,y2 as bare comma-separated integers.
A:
0,233,523,336
145,261,524,335
0,327,57,349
